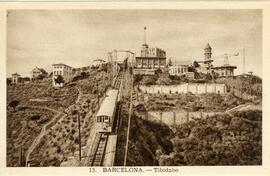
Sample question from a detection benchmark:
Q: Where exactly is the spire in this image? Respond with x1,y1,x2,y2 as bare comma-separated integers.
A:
144,26,147,45
205,43,212,49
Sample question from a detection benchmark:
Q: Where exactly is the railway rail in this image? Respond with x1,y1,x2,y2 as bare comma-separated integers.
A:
89,71,124,166
89,133,109,166
114,73,123,89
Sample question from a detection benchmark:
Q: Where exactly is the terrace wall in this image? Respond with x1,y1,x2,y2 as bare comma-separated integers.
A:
139,83,227,94
145,111,222,126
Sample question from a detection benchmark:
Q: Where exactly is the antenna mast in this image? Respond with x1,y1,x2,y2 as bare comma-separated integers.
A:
144,27,147,44
243,48,246,74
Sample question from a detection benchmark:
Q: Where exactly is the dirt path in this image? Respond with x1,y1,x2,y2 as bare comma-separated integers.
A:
226,102,262,113
25,88,82,166
226,102,262,124
25,108,62,165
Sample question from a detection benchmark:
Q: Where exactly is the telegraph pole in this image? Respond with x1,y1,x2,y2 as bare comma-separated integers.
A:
97,80,100,108
124,74,133,166
19,144,24,166
243,48,246,74
78,112,81,161
144,26,147,44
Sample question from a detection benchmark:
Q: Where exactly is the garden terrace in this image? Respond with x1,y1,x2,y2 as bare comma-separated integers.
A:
135,92,249,112
6,107,55,166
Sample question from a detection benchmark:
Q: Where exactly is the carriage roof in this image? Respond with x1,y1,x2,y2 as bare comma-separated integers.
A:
96,89,119,118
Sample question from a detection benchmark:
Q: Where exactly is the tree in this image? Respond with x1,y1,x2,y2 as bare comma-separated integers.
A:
54,75,65,85
18,106,28,112
22,77,31,82
31,115,41,123
8,100,19,111
193,61,200,68
167,58,173,67
36,74,45,80
80,72,88,79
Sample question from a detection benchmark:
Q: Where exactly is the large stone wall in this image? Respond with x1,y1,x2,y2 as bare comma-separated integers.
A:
139,83,227,94
145,111,222,126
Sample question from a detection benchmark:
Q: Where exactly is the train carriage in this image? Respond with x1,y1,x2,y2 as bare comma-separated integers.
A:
96,89,119,133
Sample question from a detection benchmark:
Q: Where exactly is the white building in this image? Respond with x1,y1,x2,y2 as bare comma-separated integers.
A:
169,65,189,76
168,61,194,79
31,66,48,80
92,59,106,68
11,73,21,84
212,65,237,77
52,63,73,87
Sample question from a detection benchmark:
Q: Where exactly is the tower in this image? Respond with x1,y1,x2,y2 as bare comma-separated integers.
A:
141,27,149,57
204,43,212,60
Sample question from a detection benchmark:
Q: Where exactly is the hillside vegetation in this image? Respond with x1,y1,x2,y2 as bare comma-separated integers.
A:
127,109,262,166
6,69,111,166
158,109,262,165
28,70,111,166
7,107,55,166
139,92,248,112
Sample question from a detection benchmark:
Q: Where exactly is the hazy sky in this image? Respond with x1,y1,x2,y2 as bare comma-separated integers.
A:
7,10,262,77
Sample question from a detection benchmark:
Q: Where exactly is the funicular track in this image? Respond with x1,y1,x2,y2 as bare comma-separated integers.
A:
89,133,109,166
114,73,123,89
88,71,124,166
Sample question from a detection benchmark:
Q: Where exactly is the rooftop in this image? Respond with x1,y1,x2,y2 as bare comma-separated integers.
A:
52,63,73,68
204,43,212,49
12,73,20,76
212,65,237,69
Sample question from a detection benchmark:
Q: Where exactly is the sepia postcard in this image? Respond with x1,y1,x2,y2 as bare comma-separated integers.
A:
0,2,270,176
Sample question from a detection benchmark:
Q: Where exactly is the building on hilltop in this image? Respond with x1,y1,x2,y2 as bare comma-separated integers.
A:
11,73,21,84
52,63,73,87
134,27,166,75
136,47,166,69
196,43,214,74
168,61,195,79
92,59,106,68
212,53,238,77
212,65,237,77
31,66,48,80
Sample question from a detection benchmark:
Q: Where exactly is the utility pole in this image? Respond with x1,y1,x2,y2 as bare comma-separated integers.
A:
124,74,133,166
144,26,147,44
20,122,26,167
243,48,246,74
77,112,81,161
97,80,99,108
19,144,24,166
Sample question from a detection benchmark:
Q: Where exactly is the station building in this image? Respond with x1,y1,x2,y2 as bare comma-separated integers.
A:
135,43,166,69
